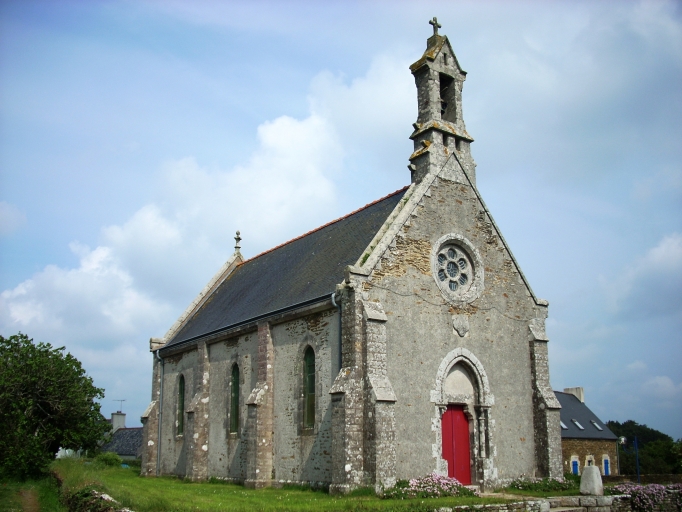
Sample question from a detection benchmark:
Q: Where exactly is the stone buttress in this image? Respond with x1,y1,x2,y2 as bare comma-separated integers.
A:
529,317,563,478
185,340,211,481
245,322,275,488
329,268,397,493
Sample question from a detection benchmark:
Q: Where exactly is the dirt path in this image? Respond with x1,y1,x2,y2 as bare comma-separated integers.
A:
18,489,39,512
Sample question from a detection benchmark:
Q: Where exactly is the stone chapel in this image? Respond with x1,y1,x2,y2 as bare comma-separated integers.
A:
140,19,563,492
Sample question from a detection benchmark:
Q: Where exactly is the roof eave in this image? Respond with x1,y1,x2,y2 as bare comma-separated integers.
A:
159,292,335,357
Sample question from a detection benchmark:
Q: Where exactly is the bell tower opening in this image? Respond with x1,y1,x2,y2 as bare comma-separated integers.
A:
439,73,456,123
408,18,477,184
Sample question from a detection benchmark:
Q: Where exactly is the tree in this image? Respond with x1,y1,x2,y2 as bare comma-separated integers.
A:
606,420,682,475
0,333,110,479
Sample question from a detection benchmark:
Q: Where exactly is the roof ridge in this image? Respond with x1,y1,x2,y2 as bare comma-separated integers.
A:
240,186,410,265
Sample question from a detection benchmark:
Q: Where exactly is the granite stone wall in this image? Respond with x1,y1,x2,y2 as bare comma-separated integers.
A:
363,173,559,488
562,438,619,476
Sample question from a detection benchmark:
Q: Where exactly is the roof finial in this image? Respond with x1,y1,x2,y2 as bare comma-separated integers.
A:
234,230,241,252
429,16,442,36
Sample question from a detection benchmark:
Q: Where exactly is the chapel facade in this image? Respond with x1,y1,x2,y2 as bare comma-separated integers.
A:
140,20,563,492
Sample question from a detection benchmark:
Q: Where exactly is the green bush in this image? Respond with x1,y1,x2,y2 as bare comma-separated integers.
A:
507,476,576,492
563,471,581,486
382,473,478,499
95,452,122,467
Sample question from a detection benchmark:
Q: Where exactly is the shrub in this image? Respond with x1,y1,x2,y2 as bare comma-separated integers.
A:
95,452,122,467
508,476,575,492
382,473,478,499
612,483,669,511
563,471,581,486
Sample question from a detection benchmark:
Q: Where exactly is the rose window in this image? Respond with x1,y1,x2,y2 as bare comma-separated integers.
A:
436,245,473,294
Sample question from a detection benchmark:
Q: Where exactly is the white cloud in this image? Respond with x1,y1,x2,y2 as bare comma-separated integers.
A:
0,201,27,235
641,375,682,409
604,233,682,318
0,242,170,344
309,54,413,153
627,360,647,371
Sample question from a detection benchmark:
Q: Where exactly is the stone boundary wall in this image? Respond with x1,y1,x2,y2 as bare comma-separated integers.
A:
435,501,546,511
546,489,682,512
434,490,682,512
548,495,622,510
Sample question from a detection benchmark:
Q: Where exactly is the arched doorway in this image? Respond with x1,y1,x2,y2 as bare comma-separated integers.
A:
432,349,494,485
442,404,471,484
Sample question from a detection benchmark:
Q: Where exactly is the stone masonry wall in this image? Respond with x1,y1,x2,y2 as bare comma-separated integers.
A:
562,438,619,476
549,491,682,512
271,309,338,485
140,355,160,476
206,331,258,481
365,172,556,487
157,349,198,477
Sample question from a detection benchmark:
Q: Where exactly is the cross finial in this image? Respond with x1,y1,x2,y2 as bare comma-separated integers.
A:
234,230,241,251
429,17,442,36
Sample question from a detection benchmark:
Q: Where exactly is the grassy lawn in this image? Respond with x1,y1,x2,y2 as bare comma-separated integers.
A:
0,477,66,512
498,487,581,498
52,459,515,512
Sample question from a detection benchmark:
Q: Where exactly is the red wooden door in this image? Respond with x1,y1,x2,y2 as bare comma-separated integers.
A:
442,405,471,484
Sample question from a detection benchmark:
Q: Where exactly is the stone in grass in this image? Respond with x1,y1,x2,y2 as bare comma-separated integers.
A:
580,466,603,496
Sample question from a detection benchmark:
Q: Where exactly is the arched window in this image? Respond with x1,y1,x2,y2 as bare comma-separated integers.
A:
230,364,239,434
177,375,185,436
303,347,315,428
602,455,610,476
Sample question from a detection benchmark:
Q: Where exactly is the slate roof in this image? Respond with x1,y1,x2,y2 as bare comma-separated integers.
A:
165,186,409,349
101,428,143,458
555,391,617,441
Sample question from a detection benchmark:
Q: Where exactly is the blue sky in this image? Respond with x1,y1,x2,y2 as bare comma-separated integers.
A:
1,1,680,438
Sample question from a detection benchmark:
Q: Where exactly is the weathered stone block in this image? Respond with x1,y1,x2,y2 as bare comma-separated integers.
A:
579,496,597,506
595,496,613,506
580,466,603,496
560,497,580,507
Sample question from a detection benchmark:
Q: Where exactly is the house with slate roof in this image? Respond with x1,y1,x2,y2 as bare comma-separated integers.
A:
556,388,619,476
101,428,143,461
101,412,143,461
140,18,562,492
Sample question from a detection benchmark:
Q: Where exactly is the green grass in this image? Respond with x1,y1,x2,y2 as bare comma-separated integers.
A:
0,481,22,512
499,487,582,498
0,476,66,512
51,459,514,512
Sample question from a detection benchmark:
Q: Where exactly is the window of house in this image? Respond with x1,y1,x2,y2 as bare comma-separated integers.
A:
303,347,315,429
177,375,185,436
572,419,584,430
571,455,581,475
603,457,610,476
591,420,603,431
230,364,239,434
560,421,568,430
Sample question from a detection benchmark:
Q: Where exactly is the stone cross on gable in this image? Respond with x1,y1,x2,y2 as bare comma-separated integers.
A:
429,17,442,36
234,230,241,251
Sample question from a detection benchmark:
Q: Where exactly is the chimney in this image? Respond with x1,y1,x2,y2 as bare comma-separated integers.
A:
111,411,126,433
563,387,584,403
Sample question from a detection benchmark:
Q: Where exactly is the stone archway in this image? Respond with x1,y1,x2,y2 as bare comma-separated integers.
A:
430,348,495,485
